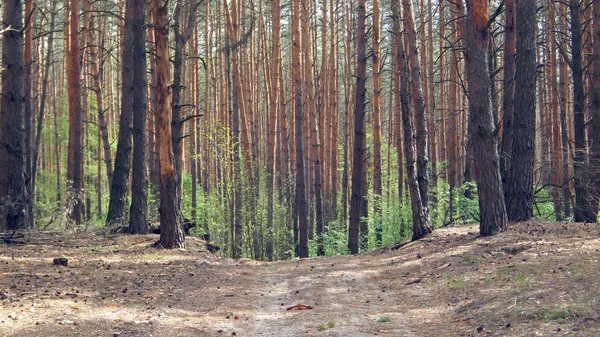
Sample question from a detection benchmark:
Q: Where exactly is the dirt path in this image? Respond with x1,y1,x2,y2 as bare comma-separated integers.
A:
2,221,600,336
187,256,415,337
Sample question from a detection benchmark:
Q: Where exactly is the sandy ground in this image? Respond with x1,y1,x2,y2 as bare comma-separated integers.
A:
1,220,600,336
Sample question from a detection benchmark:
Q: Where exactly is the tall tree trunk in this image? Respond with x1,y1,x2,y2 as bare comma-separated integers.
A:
465,0,507,235
505,0,536,221
90,15,113,187
571,0,594,222
312,93,325,256
393,33,404,201
500,0,515,199
372,0,383,245
0,0,28,230
249,0,261,260
427,0,437,194
448,20,460,219
66,0,85,224
224,0,244,257
547,0,562,220
292,0,309,258
172,0,200,201
439,1,447,179
299,0,323,256
391,0,432,241
590,0,600,214
341,2,354,226
107,0,135,227
128,0,149,234
348,0,367,254
24,0,34,228
190,28,199,223
559,0,572,218
147,7,161,195
315,3,327,256
155,0,185,248
328,0,339,225
53,66,62,205
318,0,330,232
402,0,430,214
265,0,281,260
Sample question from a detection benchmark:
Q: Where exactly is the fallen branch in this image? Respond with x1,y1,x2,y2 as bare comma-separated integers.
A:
286,304,313,311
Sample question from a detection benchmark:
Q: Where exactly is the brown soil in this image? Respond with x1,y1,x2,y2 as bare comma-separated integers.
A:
1,220,599,336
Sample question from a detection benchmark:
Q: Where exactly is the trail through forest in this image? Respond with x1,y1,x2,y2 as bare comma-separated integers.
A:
1,221,600,336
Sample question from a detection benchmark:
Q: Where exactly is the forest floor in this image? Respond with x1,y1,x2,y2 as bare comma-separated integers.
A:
1,220,600,337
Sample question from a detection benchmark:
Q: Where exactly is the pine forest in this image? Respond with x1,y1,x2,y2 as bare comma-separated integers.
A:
4,0,600,335
1,0,600,259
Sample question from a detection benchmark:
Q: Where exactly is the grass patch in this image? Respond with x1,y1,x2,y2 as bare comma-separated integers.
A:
446,275,466,289
514,271,529,286
88,244,133,253
482,273,500,286
317,319,336,331
377,316,391,323
567,265,586,282
461,255,478,265
534,307,578,322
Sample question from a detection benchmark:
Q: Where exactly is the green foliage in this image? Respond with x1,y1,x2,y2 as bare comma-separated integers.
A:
321,220,350,256
532,186,559,220
454,181,480,222
376,316,391,323
181,174,197,221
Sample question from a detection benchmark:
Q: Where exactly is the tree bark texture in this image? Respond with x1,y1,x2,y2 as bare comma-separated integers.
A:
24,0,34,228
505,0,536,222
500,0,515,199
89,15,113,188
0,0,28,230
292,0,308,258
107,0,135,227
172,0,199,202
128,0,149,234
66,0,85,224
372,0,383,245
348,0,367,254
548,0,562,220
265,0,282,260
465,0,507,235
155,0,184,248
402,0,430,211
558,0,571,219
311,0,325,257
391,0,433,241
224,0,244,258
570,0,595,222
591,0,600,213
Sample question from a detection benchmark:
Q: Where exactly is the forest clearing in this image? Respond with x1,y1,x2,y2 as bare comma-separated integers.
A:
2,220,600,337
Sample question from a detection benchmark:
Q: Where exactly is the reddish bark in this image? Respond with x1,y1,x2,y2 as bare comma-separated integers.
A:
465,0,507,235
155,0,184,248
